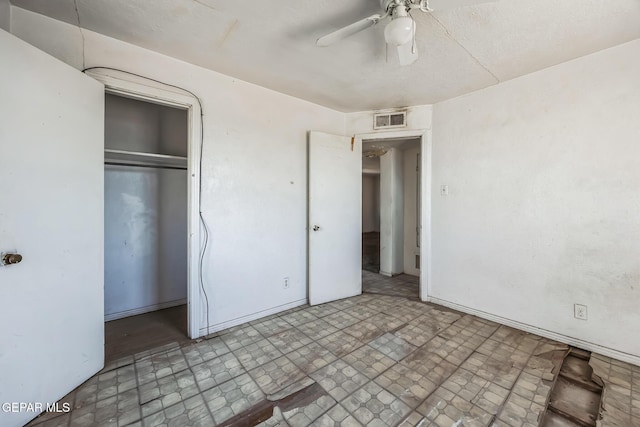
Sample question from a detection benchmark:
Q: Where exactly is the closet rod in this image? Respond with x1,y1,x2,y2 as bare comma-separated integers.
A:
105,161,187,171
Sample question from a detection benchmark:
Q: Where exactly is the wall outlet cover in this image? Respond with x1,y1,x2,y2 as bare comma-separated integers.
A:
574,304,588,320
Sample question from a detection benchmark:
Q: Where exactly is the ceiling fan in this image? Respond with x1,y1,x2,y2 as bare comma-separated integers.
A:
316,0,494,66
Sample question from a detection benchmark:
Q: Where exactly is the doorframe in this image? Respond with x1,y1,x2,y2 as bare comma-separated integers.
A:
355,129,432,302
86,68,203,339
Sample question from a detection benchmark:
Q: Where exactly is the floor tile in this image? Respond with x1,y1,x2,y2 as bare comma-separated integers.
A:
419,335,479,368
133,343,181,361
138,368,199,413
135,349,189,386
191,352,246,392
490,326,541,355
249,355,308,395
326,298,358,311
342,381,412,426
252,317,293,338
268,328,313,354
296,318,339,340
317,330,365,358
27,414,71,427
233,338,283,371
383,306,425,324
369,333,417,362
32,273,638,427
416,387,493,427
281,386,337,426
280,309,319,327
202,373,265,425
288,342,338,374
220,325,263,351
142,394,212,427
181,336,230,367
311,360,369,401
461,352,524,390
305,303,341,318
323,311,361,330
375,363,438,408
510,371,552,406
100,356,135,375
343,319,386,343
367,312,407,333
421,309,462,326
497,392,545,426
343,345,396,379
438,368,510,416
394,322,442,348
401,343,459,387
345,304,380,321
397,411,431,427
70,388,140,427
309,404,362,426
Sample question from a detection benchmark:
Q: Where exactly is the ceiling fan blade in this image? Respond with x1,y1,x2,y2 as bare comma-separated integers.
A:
316,14,383,47
425,0,497,11
397,40,418,66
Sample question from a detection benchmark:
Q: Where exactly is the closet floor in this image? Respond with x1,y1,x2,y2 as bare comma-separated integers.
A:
105,305,189,363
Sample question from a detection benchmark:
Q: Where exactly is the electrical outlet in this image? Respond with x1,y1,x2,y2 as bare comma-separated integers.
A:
574,304,588,320
440,185,449,196
283,277,290,289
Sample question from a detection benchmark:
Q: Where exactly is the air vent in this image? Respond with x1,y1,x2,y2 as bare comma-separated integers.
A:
373,111,407,130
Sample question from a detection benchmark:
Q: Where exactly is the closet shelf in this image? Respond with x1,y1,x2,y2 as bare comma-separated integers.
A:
104,149,187,169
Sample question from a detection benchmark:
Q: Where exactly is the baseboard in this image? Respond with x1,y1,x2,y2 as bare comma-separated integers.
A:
104,299,186,322
199,299,307,337
429,297,640,367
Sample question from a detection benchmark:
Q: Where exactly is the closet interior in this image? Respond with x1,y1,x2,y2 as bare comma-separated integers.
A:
103,93,189,361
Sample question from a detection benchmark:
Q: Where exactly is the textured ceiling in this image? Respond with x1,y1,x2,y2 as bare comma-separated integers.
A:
11,0,640,112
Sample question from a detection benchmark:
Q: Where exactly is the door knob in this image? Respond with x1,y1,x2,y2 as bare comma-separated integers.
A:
313,225,321,231
2,253,23,265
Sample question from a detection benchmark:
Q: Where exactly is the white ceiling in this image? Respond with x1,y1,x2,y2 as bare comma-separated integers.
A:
11,0,640,112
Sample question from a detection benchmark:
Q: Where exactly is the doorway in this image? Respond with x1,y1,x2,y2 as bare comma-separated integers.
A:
103,93,191,361
361,137,422,299
85,67,204,356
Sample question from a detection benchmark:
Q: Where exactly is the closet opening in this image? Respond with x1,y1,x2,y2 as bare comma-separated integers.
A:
103,93,190,362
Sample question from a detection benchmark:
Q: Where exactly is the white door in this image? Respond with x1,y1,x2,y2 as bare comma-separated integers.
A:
308,131,362,305
0,32,104,427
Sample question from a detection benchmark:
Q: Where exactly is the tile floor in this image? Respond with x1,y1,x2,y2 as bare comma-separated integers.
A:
25,275,638,427
362,271,419,299
589,353,640,427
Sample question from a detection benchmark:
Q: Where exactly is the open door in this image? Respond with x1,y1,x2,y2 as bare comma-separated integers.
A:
308,131,362,305
0,32,104,427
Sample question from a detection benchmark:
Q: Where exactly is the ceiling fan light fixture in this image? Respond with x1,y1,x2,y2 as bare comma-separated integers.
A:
384,15,413,46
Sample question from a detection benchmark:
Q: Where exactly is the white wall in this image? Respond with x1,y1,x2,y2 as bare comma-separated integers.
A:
403,144,420,276
0,0,9,32
431,39,640,361
105,167,188,318
10,8,345,333
379,148,404,276
362,174,380,233
347,105,432,135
